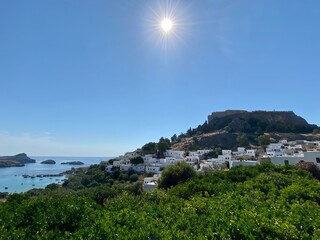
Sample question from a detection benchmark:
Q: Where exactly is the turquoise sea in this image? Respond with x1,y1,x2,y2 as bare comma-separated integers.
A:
0,156,110,193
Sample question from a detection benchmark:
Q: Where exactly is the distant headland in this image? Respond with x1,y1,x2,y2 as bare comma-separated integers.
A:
0,153,35,168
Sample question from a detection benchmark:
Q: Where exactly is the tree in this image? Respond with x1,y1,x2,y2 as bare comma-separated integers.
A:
157,137,171,157
129,174,139,182
237,134,249,147
313,128,320,134
296,162,320,180
141,142,157,154
130,157,144,165
203,148,223,159
158,161,197,190
171,134,178,142
258,135,271,149
45,183,60,190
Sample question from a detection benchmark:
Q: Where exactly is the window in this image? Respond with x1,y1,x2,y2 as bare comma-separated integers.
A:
316,157,320,163
284,160,289,165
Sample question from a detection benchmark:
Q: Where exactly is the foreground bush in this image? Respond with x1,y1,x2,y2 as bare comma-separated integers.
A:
1,163,320,239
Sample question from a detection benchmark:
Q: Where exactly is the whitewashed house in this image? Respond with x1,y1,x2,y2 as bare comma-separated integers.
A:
230,160,259,168
189,151,199,157
143,174,160,191
266,143,285,157
132,165,145,173
271,151,320,166
143,154,155,164
185,156,199,166
113,159,130,166
165,150,185,159
246,149,256,157
145,166,161,174
197,150,211,155
222,150,232,156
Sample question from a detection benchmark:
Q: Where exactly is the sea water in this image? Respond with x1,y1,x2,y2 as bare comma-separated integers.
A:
0,156,110,193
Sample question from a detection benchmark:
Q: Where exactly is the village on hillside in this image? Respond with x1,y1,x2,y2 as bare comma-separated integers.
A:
101,139,320,190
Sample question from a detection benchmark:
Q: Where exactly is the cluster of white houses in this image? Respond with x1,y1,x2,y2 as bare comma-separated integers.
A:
101,139,320,190
101,148,260,190
267,140,320,166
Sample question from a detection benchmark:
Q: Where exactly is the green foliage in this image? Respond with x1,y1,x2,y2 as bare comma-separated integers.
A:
171,134,178,142
1,163,320,239
0,192,8,199
129,174,139,182
236,133,249,147
141,138,171,157
158,161,197,190
313,128,320,134
45,183,60,190
130,156,144,165
157,137,171,155
258,134,271,148
296,162,320,181
141,142,157,154
203,148,222,159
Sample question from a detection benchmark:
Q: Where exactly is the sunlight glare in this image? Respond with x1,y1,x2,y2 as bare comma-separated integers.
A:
161,18,173,32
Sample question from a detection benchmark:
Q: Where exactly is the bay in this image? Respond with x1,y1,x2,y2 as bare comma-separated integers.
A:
0,156,110,193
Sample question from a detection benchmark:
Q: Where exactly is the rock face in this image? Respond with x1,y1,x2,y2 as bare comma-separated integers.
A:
0,160,24,168
170,110,320,151
41,159,56,164
61,161,84,165
0,153,36,167
206,110,315,133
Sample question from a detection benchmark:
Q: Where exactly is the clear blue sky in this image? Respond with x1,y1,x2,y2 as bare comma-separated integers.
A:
0,0,319,156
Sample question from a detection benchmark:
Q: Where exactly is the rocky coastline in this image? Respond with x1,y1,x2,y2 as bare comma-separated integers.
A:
0,153,36,168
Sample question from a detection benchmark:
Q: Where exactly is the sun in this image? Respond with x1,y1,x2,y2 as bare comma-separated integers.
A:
161,18,173,33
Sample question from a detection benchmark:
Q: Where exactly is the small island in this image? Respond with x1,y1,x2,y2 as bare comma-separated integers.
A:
61,161,84,165
40,159,56,164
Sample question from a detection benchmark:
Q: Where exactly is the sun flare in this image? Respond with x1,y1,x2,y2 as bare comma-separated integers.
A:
161,18,173,32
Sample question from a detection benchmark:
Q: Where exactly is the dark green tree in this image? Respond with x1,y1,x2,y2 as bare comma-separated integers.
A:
236,134,249,147
158,161,197,190
171,134,178,142
141,142,157,154
130,157,144,165
157,137,171,157
258,135,271,148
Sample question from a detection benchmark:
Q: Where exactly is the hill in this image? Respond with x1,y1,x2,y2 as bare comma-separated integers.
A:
0,153,36,167
170,110,320,151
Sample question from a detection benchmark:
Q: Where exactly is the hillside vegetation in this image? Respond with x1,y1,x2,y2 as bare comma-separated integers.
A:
1,163,320,239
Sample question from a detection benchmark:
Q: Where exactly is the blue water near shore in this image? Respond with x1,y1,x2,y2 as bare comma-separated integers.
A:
0,156,110,193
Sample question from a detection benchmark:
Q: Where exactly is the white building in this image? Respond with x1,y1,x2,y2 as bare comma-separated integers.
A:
197,150,211,155
113,159,130,166
185,156,199,166
271,151,320,166
165,150,185,159
189,151,199,157
124,152,138,159
132,165,145,173
120,165,132,171
246,149,256,157
143,154,155,163
222,150,232,156
266,143,285,157
143,174,160,191
218,154,232,161
230,160,259,168
145,166,161,174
